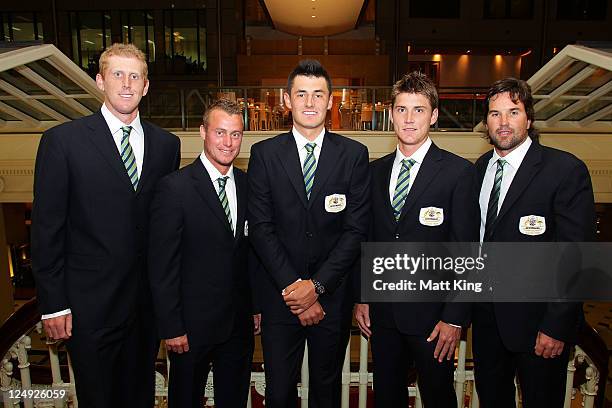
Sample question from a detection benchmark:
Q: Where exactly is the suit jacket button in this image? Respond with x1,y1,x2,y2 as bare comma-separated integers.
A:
395,233,400,239
306,232,313,238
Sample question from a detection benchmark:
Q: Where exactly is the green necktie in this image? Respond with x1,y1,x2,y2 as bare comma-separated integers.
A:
484,159,507,238
391,158,416,221
303,143,317,199
120,126,138,191
217,176,233,232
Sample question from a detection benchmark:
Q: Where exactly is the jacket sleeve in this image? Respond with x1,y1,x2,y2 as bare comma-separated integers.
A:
148,175,187,339
31,128,71,315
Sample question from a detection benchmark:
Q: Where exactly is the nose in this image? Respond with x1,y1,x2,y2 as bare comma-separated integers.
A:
305,94,314,107
500,112,510,126
404,110,414,123
122,76,130,89
222,133,232,146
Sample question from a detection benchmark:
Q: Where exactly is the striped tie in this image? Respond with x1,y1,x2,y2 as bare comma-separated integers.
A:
120,126,139,191
484,159,507,238
303,143,317,199
391,158,416,221
217,176,233,232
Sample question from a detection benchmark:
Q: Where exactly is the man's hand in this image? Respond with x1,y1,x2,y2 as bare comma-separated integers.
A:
534,331,564,358
283,280,318,315
42,314,72,341
253,314,262,335
297,301,325,327
354,303,372,338
427,321,461,362
165,334,189,354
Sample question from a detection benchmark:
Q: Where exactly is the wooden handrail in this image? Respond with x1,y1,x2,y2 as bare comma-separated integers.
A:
0,297,40,360
576,321,609,408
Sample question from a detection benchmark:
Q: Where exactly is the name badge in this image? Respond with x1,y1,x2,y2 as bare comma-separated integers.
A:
419,207,444,226
244,220,249,237
519,215,546,236
325,194,346,213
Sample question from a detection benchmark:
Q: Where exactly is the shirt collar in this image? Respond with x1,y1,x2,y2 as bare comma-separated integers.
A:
394,137,432,166
489,136,532,170
101,103,144,138
292,127,325,151
200,151,234,183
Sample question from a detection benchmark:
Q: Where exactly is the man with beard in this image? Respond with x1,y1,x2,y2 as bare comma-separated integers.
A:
472,77,596,407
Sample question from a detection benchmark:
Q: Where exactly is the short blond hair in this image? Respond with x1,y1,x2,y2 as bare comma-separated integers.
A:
99,43,148,79
202,99,243,128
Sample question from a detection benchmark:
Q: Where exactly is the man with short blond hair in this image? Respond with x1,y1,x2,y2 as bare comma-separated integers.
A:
149,99,259,408
32,43,180,407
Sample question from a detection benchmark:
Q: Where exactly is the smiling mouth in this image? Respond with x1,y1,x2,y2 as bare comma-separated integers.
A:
119,94,133,98
303,111,318,116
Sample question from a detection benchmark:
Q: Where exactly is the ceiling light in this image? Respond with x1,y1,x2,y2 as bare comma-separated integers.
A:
312,15,316,18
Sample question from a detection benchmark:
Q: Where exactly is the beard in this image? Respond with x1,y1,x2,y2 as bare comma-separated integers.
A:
488,128,528,153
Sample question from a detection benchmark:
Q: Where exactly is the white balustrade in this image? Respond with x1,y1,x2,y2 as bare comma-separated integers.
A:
0,322,603,407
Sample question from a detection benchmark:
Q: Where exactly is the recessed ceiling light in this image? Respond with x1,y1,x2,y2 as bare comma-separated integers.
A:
312,15,316,18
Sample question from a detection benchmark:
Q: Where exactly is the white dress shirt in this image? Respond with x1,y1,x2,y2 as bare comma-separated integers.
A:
479,137,532,242
293,127,325,168
200,152,238,235
42,104,147,320
388,138,432,204
101,103,145,178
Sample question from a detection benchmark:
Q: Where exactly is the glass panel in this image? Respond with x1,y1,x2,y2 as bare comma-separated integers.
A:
534,99,577,120
147,13,155,62
172,11,198,73
565,100,611,121
0,111,18,121
38,100,82,120
0,71,47,95
11,13,36,41
76,98,102,112
484,0,533,19
142,89,182,130
566,69,612,96
122,11,154,62
27,60,84,95
535,60,589,95
437,96,476,130
410,0,460,18
199,26,207,71
3,100,53,121
557,0,606,20
73,12,110,75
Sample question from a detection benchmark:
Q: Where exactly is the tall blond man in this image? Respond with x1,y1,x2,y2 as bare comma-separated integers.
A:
32,44,180,407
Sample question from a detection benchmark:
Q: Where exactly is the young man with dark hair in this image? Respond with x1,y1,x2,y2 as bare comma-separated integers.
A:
248,59,371,407
354,71,480,407
148,99,259,408
473,77,596,407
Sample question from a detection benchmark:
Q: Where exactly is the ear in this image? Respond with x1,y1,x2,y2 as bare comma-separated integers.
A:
430,108,439,126
95,73,104,92
283,92,292,110
326,93,333,110
199,125,206,142
526,118,531,133
142,78,150,97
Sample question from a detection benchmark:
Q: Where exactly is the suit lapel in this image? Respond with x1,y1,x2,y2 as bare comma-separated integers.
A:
136,121,156,195
189,159,233,234
85,111,135,192
376,153,397,225
398,143,443,222
277,133,308,207
476,150,493,189
308,131,341,207
494,142,543,226
234,169,247,241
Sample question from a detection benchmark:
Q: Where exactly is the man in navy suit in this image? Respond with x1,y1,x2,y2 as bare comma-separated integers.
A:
354,71,480,407
148,99,259,408
472,77,596,407
248,60,370,407
32,43,180,407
